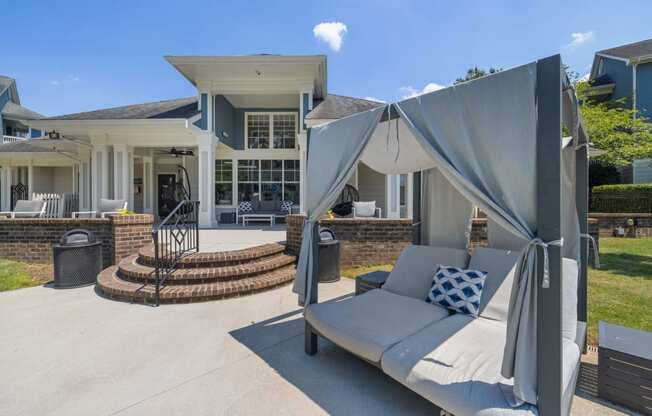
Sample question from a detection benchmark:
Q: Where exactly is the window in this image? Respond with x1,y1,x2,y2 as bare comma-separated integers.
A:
273,114,296,148
238,160,260,202
245,112,297,149
283,160,300,203
247,114,270,149
215,160,233,205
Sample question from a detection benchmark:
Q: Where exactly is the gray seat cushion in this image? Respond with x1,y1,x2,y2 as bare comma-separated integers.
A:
382,314,581,415
12,200,45,218
99,198,126,213
382,245,470,300
468,247,521,321
305,289,449,363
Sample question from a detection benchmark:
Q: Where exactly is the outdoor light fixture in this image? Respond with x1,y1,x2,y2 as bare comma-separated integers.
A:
48,130,61,139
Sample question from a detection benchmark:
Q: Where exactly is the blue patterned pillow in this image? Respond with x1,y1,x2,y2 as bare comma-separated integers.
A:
239,201,253,213
280,200,293,212
426,265,487,317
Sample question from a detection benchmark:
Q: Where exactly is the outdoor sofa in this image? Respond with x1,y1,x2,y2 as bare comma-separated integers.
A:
236,200,293,224
72,198,127,218
305,245,583,415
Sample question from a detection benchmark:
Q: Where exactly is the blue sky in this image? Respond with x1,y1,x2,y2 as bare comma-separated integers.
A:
4,0,652,116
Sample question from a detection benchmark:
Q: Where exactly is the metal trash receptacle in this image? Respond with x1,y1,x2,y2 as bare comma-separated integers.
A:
317,227,340,283
53,229,103,288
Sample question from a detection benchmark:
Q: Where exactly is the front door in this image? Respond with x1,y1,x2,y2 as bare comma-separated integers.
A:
157,174,176,219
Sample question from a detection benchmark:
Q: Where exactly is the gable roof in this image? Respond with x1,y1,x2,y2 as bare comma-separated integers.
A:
0,75,14,94
306,94,385,120
1,102,43,120
598,38,652,61
43,97,199,120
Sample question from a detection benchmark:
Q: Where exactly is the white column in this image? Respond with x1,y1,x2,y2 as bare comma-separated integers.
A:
142,156,153,213
406,173,414,220
197,133,216,228
91,144,110,210
79,150,91,211
27,162,34,199
385,174,400,219
0,165,10,211
113,144,132,206
298,131,308,213
231,158,238,208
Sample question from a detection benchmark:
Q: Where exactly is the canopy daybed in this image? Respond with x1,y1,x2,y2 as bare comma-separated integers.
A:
293,55,590,416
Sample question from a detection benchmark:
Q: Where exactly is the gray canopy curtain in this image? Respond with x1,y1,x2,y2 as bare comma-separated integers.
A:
294,60,581,408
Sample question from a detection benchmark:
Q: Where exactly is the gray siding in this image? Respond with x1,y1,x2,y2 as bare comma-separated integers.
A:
357,162,386,217
213,95,235,146
599,57,633,105
0,89,10,135
633,158,652,183
302,92,309,130
194,93,208,130
636,62,652,119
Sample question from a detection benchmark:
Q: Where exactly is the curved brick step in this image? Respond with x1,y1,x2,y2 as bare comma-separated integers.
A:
96,264,296,304
117,252,297,285
137,242,287,268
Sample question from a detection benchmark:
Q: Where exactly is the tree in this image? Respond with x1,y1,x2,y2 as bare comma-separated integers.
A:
576,80,652,166
454,67,502,84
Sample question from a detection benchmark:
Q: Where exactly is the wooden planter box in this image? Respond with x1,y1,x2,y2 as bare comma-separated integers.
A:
598,322,652,415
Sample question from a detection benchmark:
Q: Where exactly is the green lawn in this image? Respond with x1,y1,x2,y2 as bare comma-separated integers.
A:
341,237,652,346
0,259,51,292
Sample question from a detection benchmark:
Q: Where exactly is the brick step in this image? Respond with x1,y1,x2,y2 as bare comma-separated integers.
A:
96,264,296,304
137,242,286,268
117,252,297,285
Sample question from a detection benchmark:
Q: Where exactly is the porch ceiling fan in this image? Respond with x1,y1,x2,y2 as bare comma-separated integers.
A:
155,147,195,157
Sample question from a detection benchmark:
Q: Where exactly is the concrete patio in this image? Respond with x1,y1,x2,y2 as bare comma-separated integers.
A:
0,279,632,416
198,225,286,252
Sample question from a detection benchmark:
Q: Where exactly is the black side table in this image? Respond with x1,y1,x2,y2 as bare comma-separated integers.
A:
355,271,390,295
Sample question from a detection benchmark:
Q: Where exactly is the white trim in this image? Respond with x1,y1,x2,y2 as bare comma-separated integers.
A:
243,111,298,151
596,53,630,64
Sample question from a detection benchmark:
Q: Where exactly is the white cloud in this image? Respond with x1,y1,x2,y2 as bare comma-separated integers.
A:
579,72,590,82
68,75,80,81
50,80,61,86
399,82,445,99
364,96,386,103
313,22,348,51
566,31,594,50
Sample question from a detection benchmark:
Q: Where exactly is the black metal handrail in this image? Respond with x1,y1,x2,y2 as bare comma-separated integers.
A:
152,199,200,306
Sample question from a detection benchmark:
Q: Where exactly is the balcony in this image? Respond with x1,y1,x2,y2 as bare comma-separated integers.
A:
2,135,28,144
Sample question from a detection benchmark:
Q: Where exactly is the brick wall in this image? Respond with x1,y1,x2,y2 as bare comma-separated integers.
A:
286,215,415,267
589,213,652,238
0,214,154,267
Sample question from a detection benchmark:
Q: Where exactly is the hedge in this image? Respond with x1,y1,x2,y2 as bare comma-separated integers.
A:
591,184,652,213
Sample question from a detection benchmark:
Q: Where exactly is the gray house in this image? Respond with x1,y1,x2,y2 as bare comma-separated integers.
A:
587,39,652,183
0,76,43,143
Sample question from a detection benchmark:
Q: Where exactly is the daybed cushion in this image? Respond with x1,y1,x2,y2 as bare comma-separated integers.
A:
304,289,449,363
468,247,521,322
381,314,581,416
562,258,579,342
382,245,470,300
12,200,45,218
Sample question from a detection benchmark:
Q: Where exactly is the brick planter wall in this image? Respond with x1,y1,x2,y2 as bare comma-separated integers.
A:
0,214,154,267
286,215,415,267
589,213,652,238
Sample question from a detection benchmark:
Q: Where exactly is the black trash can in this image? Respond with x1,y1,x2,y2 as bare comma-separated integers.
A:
317,227,340,283
53,229,103,288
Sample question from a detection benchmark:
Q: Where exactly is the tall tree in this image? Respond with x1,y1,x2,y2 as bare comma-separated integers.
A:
576,81,652,166
454,67,502,84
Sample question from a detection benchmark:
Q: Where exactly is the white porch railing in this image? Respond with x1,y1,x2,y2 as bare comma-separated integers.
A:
2,135,28,144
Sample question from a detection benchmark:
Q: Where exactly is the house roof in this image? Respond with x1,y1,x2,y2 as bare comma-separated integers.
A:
1,102,44,120
0,75,14,94
43,97,199,120
598,38,652,61
306,94,385,120
0,138,71,153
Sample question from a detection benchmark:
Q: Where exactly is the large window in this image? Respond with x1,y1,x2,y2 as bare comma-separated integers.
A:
238,160,260,202
245,112,297,149
215,160,233,206
283,160,300,203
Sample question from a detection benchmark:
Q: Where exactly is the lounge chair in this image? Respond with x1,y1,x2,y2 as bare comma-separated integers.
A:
72,198,127,218
0,200,47,218
305,245,582,415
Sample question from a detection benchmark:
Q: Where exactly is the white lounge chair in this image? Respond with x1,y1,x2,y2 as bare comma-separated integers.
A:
0,199,47,218
305,245,583,415
72,198,127,218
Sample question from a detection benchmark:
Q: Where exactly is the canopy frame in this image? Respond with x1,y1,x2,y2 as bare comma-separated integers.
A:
303,54,588,415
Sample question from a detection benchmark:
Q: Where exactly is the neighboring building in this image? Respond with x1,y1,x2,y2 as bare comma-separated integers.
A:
587,38,652,183
0,55,412,225
0,75,43,142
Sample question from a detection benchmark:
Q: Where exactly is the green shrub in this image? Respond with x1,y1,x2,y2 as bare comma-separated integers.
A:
591,184,652,212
